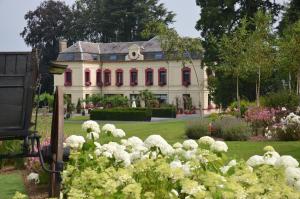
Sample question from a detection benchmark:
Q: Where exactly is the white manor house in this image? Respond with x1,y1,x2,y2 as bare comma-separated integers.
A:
54,37,211,111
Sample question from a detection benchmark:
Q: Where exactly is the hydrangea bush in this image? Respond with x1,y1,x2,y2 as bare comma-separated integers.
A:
61,121,300,198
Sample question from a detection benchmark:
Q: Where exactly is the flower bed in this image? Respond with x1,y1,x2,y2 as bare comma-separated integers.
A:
59,120,300,198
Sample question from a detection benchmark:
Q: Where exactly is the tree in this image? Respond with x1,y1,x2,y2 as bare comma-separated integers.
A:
21,0,72,93
70,0,175,42
277,20,300,92
218,19,249,116
245,11,275,106
279,0,300,34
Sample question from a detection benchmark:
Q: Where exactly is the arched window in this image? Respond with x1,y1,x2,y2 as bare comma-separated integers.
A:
96,69,102,87
145,68,153,86
64,68,72,86
115,69,123,87
182,67,191,87
158,67,167,86
85,68,91,86
130,68,138,86
104,69,111,86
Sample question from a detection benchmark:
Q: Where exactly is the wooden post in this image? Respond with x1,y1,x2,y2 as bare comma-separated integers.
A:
49,86,64,198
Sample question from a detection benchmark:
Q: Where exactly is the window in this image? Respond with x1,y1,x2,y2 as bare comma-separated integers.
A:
154,52,163,60
155,94,168,104
158,68,167,86
96,69,102,87
110,55,117,61
145,68,153,86
64,68,72,86
130,68,138,86
182,67,191,87
85,68,91,86
115,69,123,87
104,69,111,86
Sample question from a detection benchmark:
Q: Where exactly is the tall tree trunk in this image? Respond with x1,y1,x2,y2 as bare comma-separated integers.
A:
256,67,261,107
236,75,241,117
289,71,292,93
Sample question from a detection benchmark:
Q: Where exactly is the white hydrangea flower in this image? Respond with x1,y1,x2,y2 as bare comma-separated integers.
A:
183,140,198,150
263,151,280,166
170,189,179,197
228,159,237,167
285,167,300,186
113,149,131,167
246,155,264,167
182,162,191,176
198,136,215,147
184,150,196,160
127,136,144,147
27,172,39,184
82,120,100,133
170,160,182,169
144,135,174,155
94,148,102,156
220,166,231,174
210,141,228,153
102,124,116,133
65,135,85,150
173,142,183,149
112,128,126,138
94,142,101,148
294,180,300,191
86,132,99,140
275,155,299,168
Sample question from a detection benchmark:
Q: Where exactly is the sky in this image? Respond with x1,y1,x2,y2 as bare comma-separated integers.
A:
0,0,289,51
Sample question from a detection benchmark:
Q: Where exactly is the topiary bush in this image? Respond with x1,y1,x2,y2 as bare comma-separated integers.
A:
90,108,152,121
185,119,211,139
261,90,300,111
229,100,255,117
212,115,252,141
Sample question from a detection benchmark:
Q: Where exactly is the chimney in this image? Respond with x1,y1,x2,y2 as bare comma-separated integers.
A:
59,39,67,52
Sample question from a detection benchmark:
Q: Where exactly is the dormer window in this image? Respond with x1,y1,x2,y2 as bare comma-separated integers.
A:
130,68,138,86
145,68,153,86
104,69,111,86
154,52,163,60
110,55,117,61
85,68,91,86
64,68,72,86
116,69,123,87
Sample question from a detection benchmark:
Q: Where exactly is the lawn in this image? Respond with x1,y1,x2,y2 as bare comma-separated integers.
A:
35,115,300,161
0,172,26,199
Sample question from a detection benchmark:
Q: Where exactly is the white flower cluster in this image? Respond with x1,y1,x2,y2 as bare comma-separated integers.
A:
144,135,174,155
282,113,300,126
101,123,126,138
65,135,85,149
198,136,215,147
183,139,198,150
247,148,300,191
220,159,237,174
210,141,228,153
27,172,39,184
82,120,100,133
102,124,116,133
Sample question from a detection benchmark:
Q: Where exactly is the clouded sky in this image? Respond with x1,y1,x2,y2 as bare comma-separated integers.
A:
0,0,289,51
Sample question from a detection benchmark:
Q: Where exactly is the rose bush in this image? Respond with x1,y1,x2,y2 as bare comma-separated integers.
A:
59,121,300,198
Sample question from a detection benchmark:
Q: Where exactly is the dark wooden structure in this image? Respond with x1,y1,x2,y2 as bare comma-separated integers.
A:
0,50,66,198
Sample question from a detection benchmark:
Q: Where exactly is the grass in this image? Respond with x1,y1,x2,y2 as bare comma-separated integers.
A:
34,115,300,161
0,172,26,199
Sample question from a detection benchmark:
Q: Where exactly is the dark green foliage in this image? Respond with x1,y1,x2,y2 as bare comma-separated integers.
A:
275,127,300,141
86,94,129,108
261,90,300,111
278,0,300,33
152,107,176,118
76,98,82,114
90,108,152,121
185,119,211,139
0,141,25,169
229,100,255,117
212,115,252,141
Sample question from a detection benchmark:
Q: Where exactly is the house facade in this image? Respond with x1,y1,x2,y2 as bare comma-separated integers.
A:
54,37,210,111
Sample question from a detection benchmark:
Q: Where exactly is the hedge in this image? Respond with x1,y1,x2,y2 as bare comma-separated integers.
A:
151,107,176,118
90,108,152,121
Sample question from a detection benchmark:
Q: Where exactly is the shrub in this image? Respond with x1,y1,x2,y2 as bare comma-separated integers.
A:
274,113,300,141
185,119,210,139
213,115,252,141
229,100,254,117
152,107,176,118
90,108,152,121
261,90,300,111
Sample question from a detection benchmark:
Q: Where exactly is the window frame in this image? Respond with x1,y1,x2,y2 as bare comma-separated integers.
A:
130,68,138,86
84,68,91,86
158,67,167,86
64,68,72,86
96,69,102,87
104,69,111,86
182,67,191,87
115,69,123,87
145,68,153,86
